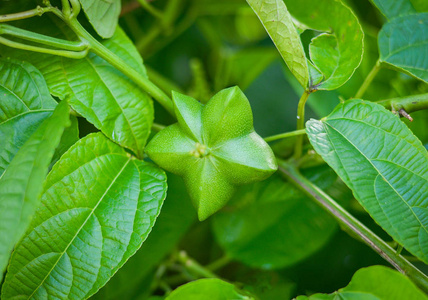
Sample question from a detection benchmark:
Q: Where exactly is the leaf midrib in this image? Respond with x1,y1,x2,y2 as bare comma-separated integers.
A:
26,157,132,300
0,84,31,112
0,109,53,127
54,22,143,155
383,40,428,60
327,116,428,156
83,57,141,155
324,122,428,239
319,120,399,238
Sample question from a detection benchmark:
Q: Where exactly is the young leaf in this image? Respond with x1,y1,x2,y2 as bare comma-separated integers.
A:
0,99,70,282
285,0,364,90
212,167,339,269
1,20,153,159
296,265,428,299
306,99,428,263
246,0,309,88
379,13,428,83
0,58,57,175
370,0,417,20
165,278,254,300
1,133,167,300
79,0,121,39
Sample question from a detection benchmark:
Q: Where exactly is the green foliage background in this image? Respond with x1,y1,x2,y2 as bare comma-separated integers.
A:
0,0,428,299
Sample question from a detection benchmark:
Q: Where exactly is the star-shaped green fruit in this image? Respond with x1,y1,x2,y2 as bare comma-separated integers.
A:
146,86,277,220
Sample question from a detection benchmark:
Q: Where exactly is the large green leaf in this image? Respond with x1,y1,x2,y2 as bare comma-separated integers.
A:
296,265,428,299
1,20,153,159
165,279,254,300
246,0,309,88
370,0,417,20
379,13,428,83
1,132,167,299
212,166,338,269
92,173,197,300
285,0,364,90
79,0,121,39
0,99,70,282
0,58,57,175
306,99,428,263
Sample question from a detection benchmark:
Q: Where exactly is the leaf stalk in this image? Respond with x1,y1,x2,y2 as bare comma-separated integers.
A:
355,60,381,98
65,18,175,116
377,93,428,115
0,6,55,22
278,161,428,294
0,3,175,116
294,90,311,159
177,251,218,279
136,0,164,19
264,129,307,143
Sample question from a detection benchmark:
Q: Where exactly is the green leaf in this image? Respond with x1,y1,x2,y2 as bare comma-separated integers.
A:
0,99,70,282
379,13,428,83
309,34,339,82
0,58,57,175
370,0,416,20
212,167,338,269
165,278,255,300
306,99,428,263
1,132,167,299
92,173,197,300
285,0,364,90
246,0,309,88
79,0,121,39
1,21,153,159
342,266,428,299
296,266,428,299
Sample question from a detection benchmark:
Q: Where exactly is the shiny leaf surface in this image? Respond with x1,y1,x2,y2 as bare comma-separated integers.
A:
1,21,153,158
0,58,56,175
0,99,70,282
1,133,167,299
92,173,196,300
